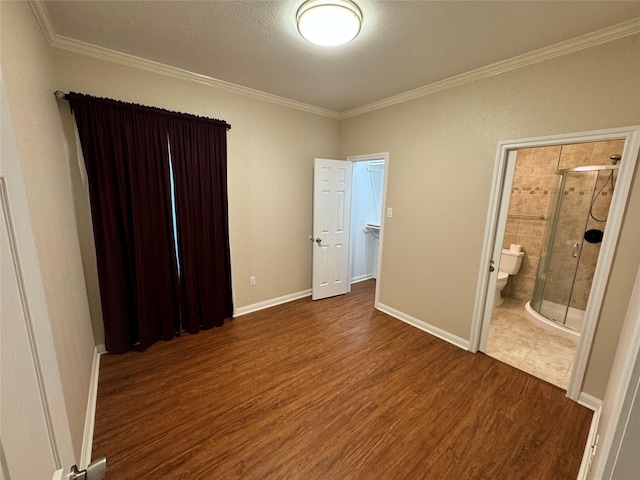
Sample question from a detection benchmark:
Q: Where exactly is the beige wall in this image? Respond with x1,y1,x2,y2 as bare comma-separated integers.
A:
0,2,96,459
50,48,341,339
339,35,640,399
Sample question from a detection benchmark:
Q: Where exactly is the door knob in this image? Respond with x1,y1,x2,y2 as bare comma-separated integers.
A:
315,237,321,243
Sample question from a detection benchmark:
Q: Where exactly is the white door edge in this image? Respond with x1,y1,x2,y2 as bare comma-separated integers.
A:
1,72,75,477
477,150,517,351
588,266,640,478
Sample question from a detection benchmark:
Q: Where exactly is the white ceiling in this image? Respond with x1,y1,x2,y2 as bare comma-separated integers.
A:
42,1,640,113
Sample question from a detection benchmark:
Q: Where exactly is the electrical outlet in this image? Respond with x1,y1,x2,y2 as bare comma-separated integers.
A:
249,276,256,286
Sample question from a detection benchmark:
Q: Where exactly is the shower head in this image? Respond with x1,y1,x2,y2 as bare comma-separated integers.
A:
610,154,622,164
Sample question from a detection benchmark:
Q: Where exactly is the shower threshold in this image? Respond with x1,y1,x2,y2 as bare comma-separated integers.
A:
524,300,582,343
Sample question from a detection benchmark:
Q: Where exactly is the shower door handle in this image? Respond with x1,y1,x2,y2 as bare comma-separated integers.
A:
572,243,580,258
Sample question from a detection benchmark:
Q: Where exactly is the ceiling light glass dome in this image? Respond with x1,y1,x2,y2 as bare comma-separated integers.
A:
297,0,363,47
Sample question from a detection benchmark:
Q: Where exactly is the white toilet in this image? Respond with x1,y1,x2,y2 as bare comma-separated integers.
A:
494,248,525,307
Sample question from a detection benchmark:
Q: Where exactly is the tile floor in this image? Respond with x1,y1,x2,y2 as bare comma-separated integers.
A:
486,298,577,389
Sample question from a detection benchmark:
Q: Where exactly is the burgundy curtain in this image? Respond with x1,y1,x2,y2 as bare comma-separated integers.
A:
69,94,180,353
169,119,233,332
69,93,232,353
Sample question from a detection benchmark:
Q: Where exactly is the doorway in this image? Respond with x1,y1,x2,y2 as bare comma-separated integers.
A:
471,126,640,401
487,140,625,389
310,153,389,305
348,153,388,307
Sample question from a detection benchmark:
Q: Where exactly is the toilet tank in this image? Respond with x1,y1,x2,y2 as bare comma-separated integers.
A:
500,249,525,274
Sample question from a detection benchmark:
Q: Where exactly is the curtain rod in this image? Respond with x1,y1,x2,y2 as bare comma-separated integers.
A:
53,91,231,130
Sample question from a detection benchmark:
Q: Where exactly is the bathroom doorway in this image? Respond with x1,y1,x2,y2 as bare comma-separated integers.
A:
490,141,623,389
348,153,388,307
471,126,640,400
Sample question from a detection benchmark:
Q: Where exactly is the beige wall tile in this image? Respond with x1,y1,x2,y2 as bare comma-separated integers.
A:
509,275,535,301
518,234,544,256
524,194,551,217
502,233,518,249
592,139,625,166
519,255,540,278
507,194,525,214
530,145,562,169
519,219,546,237
504,217,521,234
559,142,597,169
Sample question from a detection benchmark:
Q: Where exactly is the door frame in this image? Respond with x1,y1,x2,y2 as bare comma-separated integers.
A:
469,125,640,401
346,152,389,308
589,266,640,478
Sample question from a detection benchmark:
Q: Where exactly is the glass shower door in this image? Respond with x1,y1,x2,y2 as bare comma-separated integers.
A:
532,170,598,325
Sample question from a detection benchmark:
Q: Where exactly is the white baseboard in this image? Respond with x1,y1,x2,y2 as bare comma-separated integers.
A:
234,289,312,317
80,346,102,468
377,303,470,350
578,392,603,412
350,273,375,283
576,393,602,479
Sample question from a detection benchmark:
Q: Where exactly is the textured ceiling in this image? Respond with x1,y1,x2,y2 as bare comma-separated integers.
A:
43,1,640,113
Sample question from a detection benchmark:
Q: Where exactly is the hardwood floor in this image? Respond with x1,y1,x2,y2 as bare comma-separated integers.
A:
93,280,592,479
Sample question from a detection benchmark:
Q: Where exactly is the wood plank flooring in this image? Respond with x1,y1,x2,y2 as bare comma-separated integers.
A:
93,280,592,479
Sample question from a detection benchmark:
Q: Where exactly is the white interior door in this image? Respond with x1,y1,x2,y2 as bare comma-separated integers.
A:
0,74,74,479
1,182,60,480
478,150,517,351
312,158,353,300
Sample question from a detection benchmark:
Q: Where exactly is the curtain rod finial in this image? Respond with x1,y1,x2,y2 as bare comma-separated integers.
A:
54,90,68,99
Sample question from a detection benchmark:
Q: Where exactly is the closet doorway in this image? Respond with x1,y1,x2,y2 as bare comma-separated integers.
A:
347,153,388,306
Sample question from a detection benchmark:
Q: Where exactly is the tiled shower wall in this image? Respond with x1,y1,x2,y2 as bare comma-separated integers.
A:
502,140,624,307
545,172,604,310
571,167,617,308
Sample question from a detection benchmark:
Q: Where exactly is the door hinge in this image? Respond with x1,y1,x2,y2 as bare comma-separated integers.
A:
585,434,599,474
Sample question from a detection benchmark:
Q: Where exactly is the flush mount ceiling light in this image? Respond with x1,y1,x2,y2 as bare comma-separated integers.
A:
296,0,362,47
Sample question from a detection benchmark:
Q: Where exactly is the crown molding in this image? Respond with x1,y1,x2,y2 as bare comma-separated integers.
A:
29,1,639,121
29,0,56,45
53,34,341,119
338,17,640,119
28,1,340,119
